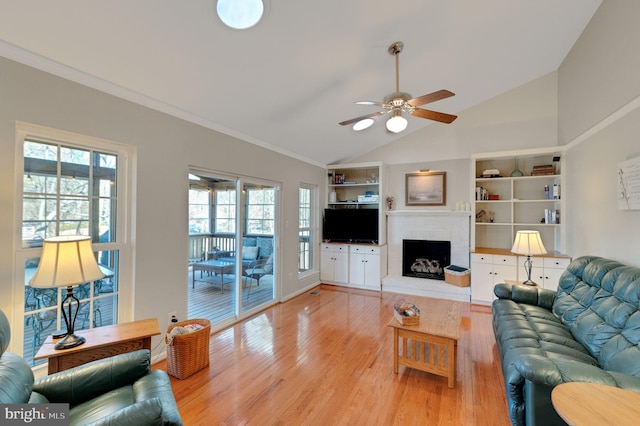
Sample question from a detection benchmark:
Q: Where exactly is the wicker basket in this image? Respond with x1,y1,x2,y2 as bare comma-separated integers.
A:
165,318,211,379
393,301,421,326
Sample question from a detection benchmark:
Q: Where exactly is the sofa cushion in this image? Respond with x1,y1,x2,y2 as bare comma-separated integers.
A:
553,256,640,377
0,352,35,404
84,398,164,426
69,385,135,425
0,310,35,404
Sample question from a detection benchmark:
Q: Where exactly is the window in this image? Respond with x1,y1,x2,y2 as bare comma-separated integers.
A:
246,188,275,235
188,188,210,234
215,189,237,233
23,141,117,246
17,124,129,368
298,186,314,272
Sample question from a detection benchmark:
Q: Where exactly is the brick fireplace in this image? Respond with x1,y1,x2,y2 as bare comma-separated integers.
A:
383,210,471,301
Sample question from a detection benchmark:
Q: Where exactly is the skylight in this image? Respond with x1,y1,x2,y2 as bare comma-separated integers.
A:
216,0,265,30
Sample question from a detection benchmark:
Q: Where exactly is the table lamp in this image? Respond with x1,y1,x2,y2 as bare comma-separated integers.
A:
29,236,105,350
511,230,547,286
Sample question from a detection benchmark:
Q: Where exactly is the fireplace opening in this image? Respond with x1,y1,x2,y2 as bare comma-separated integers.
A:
402,239,451,280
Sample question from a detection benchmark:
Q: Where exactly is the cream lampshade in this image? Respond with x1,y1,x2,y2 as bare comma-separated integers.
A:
511,230,547,286
30,236,105,349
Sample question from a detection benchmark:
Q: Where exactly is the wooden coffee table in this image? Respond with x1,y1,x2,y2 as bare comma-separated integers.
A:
388,296,462,388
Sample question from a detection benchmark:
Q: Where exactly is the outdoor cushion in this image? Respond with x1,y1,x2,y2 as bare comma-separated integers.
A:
256,237,273,258
264,253,274,273
242,246,259,260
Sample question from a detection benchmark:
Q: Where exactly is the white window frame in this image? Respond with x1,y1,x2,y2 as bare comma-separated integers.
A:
214,188,237,234
298,183,317,276
12,122,134,368
245,187,275,236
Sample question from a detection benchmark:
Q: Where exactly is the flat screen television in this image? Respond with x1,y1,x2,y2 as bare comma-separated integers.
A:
323,208,379,244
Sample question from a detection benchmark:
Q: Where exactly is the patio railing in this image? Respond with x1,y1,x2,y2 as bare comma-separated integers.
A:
189,234,237,263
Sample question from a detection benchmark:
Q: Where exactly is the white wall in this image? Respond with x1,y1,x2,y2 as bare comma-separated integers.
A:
564,108,640,264
559,1,640,265
0,57,325,335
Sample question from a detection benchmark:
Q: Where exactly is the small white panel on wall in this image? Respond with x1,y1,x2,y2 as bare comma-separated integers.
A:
618,156,640,210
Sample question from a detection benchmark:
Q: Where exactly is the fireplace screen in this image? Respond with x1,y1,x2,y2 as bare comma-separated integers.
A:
402,239,451,280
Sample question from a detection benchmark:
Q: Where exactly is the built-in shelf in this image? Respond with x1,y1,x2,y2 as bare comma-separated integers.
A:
326,161,387,245
471,148,566,253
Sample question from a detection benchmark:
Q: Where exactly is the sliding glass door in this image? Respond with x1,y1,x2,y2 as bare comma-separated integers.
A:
188,172,278,325
240,181,276,313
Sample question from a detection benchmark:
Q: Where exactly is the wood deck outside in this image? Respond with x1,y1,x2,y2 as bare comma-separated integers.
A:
188,268,274,324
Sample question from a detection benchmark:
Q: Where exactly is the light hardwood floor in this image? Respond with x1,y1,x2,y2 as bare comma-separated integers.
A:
155,284,510,425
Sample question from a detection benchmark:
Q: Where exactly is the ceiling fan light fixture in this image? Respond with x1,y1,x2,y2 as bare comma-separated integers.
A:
386,112,407,133
353,118,374,131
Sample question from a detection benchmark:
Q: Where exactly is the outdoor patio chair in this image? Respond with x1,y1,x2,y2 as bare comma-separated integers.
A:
243,254,273,299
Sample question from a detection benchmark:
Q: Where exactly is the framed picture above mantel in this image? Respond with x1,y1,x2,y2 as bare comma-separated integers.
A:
405,171,446,206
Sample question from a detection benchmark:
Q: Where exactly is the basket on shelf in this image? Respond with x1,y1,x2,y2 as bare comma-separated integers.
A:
165,318,211,379
393,300,421,325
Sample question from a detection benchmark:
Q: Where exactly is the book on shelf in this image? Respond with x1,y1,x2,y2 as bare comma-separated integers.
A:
531,164,556,176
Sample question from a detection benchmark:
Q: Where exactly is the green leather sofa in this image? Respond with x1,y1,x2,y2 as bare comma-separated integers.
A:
492,256,640,426
0,309,182,425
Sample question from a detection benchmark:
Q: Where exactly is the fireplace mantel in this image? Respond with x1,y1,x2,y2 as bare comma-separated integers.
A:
387,210,472,218
383,209,471,301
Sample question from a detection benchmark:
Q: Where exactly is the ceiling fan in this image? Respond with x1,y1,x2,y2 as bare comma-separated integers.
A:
339,41,457,133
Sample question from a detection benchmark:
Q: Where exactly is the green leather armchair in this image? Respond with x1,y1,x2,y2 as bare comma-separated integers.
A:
0,309,182,425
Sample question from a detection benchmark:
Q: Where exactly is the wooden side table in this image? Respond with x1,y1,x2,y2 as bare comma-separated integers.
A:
552,382,640,425
35,318,161,374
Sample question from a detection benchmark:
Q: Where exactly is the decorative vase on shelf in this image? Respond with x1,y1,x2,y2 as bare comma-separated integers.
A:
510,158,524,177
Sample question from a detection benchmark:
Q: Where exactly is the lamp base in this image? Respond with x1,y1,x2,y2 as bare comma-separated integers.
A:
54,333,85,350
521,279,538,286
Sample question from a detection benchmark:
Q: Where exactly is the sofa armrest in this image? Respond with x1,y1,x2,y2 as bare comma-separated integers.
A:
33,349,151,405
86,398,164,426
494,283,556,310
514,355,640,390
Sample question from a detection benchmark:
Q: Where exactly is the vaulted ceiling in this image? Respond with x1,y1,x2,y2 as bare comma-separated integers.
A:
0,0,602,166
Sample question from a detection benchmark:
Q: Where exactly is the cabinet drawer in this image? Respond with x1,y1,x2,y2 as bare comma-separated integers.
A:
494,256,517,266
471,253,493,264
543,257,571,269
350,245,380,255
321,243,348,252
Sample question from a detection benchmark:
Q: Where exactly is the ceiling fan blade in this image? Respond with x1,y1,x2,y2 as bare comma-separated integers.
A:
411,108,458,124
339,110,390,126
355,101,388,107
407,89,455,107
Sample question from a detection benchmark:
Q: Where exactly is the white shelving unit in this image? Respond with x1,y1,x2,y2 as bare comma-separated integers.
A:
471,148,566,254
469,148,570,305
322,162,388,291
